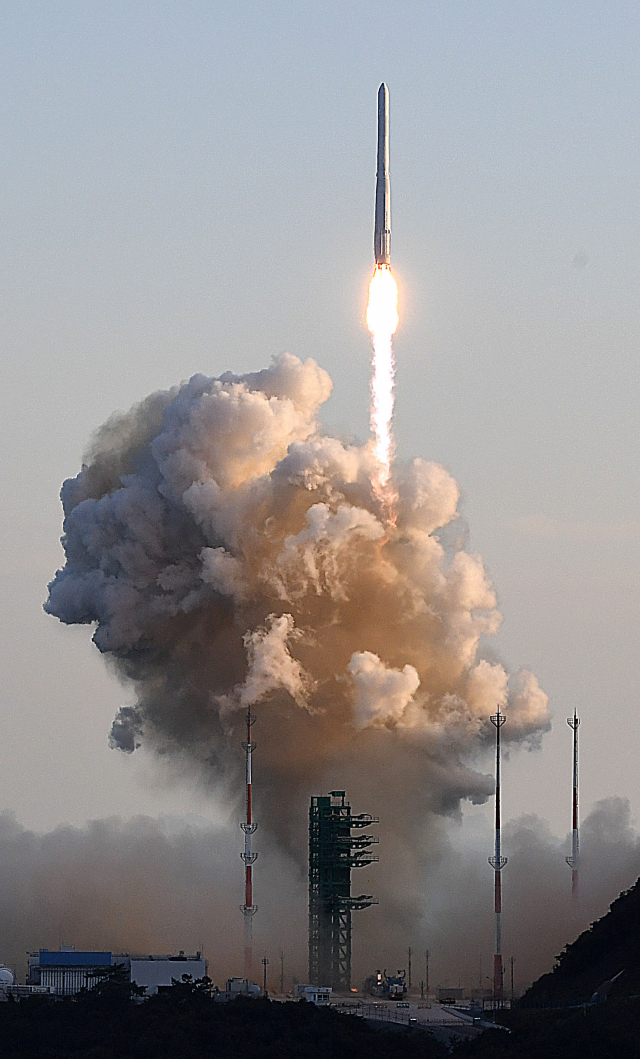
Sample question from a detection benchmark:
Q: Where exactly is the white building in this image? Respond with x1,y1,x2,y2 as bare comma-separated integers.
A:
129,954,207,995
27,948,207,997
296,984,332,1006
215,977,261,1001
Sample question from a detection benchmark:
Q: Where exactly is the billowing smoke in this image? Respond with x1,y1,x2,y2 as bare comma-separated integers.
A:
1,800,638,991
45,353,550,926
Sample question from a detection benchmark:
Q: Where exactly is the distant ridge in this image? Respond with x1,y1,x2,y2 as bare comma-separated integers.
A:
522,874,640,1006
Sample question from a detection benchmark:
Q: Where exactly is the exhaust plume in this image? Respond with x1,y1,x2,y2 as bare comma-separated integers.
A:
45,353,550,916
366,264,398,513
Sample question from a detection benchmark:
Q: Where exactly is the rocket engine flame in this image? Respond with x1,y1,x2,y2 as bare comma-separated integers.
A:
366,264,399,513
366,265,399,336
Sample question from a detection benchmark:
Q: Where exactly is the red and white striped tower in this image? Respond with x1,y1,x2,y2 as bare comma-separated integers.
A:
489,706,507,1001
240,707,258,980
566,709,580,908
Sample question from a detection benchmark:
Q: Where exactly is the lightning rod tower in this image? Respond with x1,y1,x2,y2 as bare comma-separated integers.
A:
240,707,258,980
566,708,580,907
489,706,507,1001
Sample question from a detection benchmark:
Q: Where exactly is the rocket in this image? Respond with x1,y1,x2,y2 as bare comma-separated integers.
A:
374,83,391,266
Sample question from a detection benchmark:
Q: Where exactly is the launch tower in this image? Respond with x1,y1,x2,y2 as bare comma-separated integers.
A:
308,791,378,992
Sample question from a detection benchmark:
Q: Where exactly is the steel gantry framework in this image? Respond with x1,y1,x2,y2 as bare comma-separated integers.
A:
308,791,378,992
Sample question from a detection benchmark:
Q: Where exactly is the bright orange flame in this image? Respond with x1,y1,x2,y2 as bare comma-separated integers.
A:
366,265,398,517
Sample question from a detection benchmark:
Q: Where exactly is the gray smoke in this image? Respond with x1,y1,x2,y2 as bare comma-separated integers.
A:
0,811,306,984
0,800,638,991
45,353,551,928
416,797,640,992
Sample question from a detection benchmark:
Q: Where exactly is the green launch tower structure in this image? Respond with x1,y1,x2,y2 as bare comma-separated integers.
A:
308,791,379,992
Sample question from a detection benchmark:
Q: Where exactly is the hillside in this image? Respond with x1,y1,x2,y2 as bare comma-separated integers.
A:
521,874,640,1005
456,998,640,1059
0,989,449,1059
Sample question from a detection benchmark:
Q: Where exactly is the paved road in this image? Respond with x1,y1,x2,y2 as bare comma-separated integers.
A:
330,998,490,1041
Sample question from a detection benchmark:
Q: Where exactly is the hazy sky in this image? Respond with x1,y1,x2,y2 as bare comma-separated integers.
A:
1,0,639,859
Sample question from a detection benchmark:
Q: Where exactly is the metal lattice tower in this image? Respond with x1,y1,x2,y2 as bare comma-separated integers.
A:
308,791,378,992
488,707,507,1001
240,707,258,980
566,709,580,907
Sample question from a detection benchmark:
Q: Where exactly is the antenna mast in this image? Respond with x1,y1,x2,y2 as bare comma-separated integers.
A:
489,706,507,1001
566,709,580,907
240,707,258,980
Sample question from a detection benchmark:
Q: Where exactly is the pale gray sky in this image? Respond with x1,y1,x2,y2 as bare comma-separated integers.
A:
1,1,639,847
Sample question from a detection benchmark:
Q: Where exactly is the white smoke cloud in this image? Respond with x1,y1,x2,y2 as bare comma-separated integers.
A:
200,546,245,599
506,669,552,743
45,352,550,891
276,503,385,602
237,614,312,711
347,652,420,729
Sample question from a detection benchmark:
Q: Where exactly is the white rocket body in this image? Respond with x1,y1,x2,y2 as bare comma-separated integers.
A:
374,83,391,266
